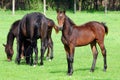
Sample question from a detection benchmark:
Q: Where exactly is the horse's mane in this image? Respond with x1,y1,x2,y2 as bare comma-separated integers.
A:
65,16,76,35
6,20,20,46
66,16,76,26
9,20,20,32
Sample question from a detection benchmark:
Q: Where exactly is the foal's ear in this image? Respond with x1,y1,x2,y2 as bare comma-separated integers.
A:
63,10,66,14
63,8,66,14
56,8,59,13
3,44,6,47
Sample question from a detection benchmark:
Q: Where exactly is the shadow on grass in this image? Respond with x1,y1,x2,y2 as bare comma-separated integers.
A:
50,70,66,74
49,67,99,74
2,59,33,65
75,67,99,72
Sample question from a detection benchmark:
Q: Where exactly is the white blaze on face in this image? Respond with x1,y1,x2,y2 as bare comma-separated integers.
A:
59,14,63,17
58,13,64,28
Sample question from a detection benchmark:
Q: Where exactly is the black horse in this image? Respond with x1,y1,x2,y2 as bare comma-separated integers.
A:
16,12,58,65
3,19,38,65
3,15,58,65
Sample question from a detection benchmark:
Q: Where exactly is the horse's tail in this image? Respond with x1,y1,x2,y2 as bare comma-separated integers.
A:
101,22,108,35
53,25,59,34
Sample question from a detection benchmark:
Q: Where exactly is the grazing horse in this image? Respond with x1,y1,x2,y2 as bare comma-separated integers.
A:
23,17,58,65
16,12,58,65
3,20,23,61
3,20,38,64
56,10,108,75
3,17,58,64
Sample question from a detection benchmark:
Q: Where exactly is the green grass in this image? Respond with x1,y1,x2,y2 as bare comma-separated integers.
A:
0,10,120,80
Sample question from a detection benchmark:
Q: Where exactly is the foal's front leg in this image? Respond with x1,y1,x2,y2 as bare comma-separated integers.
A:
16,40,22,64
65,45,74,76
67,54,74,76
16,30,24,64
69,46,75,75
33,41,38,65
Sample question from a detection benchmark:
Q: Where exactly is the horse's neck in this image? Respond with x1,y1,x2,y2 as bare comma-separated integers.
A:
62,17,73,41
63,17,73,34
7,32,15,48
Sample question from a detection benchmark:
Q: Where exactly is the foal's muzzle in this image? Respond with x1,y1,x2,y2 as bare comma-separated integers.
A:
58,25,63,31
58,27,63,31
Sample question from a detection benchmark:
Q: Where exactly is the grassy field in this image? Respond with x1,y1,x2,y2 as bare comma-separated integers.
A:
0,10,120,80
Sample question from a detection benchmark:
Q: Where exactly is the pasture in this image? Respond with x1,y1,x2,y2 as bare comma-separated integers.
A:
0,10,120,80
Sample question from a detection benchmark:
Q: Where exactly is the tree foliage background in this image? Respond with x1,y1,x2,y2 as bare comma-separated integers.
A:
0,0,120,11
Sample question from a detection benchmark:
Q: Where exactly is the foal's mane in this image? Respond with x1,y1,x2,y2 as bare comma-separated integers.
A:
64,15,76,35
66,16,76,26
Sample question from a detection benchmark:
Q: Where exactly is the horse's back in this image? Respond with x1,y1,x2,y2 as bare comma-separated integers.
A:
87,21,107,37
20,12,48,39
72,21,107,46
78,21,106,35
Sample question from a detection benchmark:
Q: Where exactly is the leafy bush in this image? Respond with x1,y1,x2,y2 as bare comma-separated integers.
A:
30,0,43,11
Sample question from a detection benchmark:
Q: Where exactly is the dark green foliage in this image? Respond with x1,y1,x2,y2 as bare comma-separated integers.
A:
0,0,120,11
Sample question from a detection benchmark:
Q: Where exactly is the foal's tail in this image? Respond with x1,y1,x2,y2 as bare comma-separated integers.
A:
101,22,108,35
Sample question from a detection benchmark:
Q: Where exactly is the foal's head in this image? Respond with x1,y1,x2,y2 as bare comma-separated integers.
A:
3,44,13,61
56,9,66,30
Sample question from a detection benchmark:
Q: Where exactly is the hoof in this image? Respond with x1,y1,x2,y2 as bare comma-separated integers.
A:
15,58,20,64
17,60,20,64
67,72,73,76
40,62,43,65
67,70,73,76
90,69,94,72
30,63,33,66
33,65,36,67
26,61,30,64
17,61,20,65
103,69,106,72
50,57,53,60
7,59,12,62
46,57,49,60
49,59,52,62
33,63,37,66
21,57,24,60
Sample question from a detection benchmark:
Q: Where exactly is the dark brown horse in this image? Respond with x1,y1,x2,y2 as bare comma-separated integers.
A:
16,12,58,65
46,18,59,60
3,20,23,61
56,10,108,75
3,20,38,65
3,17,58,64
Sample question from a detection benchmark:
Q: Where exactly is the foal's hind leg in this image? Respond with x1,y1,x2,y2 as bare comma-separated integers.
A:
33,41,38,65
40,39,47,65
90,41,98,72
30,49,33,66
46,46,51,60
46,38,53,60
98,41,107,72
49,38,53,60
